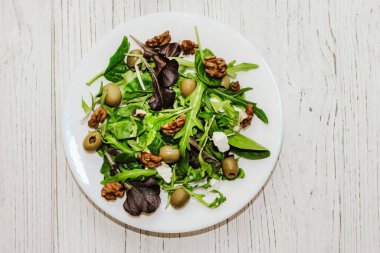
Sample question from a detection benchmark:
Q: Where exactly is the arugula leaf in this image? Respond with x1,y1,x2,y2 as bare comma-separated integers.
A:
101,168,157,184
175,82,206,157
254,106,269,124
100,156,112,179
81,97,91,114
206,88,269,124
81,94,95,121
103,134,135,155
227,62,259,77
206,88,253,107
185,188,226,208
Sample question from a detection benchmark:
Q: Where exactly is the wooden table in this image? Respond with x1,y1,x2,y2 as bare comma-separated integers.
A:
1,0,380,252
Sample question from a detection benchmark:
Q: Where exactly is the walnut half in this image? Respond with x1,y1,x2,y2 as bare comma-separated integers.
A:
138,152,162,168
204,55,227,78
161,114,186,134
101,182,125,200
146,31,171,47
88,106,107,128
241,104,254,128
181,40,198,55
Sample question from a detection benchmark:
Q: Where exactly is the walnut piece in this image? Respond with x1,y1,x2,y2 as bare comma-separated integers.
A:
230,81,240,92
204,55,227,78
88,106,107,128
146,31,171,47
160,114,186,134
138,152,162,168
181,40,198,55
241,104,254,128
101,182,125,200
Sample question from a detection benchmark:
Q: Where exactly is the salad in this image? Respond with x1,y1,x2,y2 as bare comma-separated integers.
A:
82,28,270,216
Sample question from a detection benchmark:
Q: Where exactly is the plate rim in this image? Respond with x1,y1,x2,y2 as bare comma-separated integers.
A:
61,11,283,233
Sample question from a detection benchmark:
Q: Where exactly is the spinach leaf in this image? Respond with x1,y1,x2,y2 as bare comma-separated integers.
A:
86,36,130,85
230,147,270,160
227,132,268,150
227,62,259,77
148,133,167,155
194,49,221,87
227,132,270,160
104,36,130,82
101,168,157,184
175,82,206,157
114,152,136,164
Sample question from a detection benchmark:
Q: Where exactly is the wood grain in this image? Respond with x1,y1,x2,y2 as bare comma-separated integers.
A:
1,0,380,252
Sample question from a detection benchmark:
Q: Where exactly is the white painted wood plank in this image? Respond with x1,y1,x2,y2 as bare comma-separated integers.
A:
0,0,53,252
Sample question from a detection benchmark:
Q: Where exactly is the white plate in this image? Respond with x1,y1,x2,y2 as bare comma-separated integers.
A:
62,12,283,233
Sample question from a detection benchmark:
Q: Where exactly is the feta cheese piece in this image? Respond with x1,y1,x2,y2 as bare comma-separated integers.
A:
132,109,147,117
155,162,172,183
234,106,248,123
212,131,230,152
233,126,241,132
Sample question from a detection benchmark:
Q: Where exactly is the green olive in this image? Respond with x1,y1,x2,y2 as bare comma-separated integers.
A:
159,145,180,163
104,83,122,107
222,156,239,179
170,188,190,208
127,49,143,69
221,75,230,89
180,79,196,97
83,131,102,151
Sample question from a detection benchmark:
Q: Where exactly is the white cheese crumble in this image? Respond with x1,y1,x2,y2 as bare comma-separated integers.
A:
234,106,248,123
155,162,172,183
133,109,147,117
212,131,230,152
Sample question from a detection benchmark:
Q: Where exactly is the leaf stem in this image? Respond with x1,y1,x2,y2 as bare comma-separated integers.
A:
86,70,105,86
194,26,204,61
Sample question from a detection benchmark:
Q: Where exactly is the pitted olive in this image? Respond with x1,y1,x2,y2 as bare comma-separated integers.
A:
83,131,102,151
222,156,239,179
